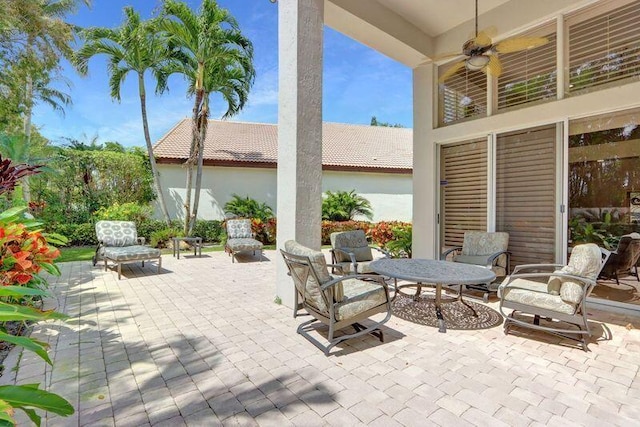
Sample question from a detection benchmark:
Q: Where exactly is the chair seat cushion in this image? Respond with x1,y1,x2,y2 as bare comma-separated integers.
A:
103,246,161,262
335,278,387,321
226,238,263,252
335,261,376,274
500,278,576,315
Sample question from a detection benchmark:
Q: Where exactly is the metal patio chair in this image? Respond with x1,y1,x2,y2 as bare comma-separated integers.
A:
281,240,392,355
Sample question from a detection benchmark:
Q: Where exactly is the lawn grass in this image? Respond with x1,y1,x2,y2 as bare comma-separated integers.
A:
58,244,277,263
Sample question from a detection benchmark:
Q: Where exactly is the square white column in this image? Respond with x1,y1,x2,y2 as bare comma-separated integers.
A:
276,0,324,308
412,64,437,259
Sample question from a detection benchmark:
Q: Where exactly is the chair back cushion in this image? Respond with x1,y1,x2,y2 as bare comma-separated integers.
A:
95,221,138,247
461,231,509,256
226,219,253,239
330,230,373,262
547,243,604,305
284,240,333,312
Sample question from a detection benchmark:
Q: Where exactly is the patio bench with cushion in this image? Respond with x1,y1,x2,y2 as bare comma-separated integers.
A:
224,218,263,263
93,220,162,280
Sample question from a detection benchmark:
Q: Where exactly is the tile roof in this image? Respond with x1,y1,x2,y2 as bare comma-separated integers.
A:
153,119,413,171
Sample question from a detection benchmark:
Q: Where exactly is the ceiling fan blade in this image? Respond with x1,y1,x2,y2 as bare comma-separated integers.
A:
494,36,549,54
472,30,493,47
432,51,464,62
485,54,503,78
438,60,466,83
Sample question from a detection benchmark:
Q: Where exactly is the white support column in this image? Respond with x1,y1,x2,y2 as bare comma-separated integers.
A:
276,0,324,308
412,64,437,259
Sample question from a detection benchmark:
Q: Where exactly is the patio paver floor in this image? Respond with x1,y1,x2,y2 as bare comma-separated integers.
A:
2,250,640,426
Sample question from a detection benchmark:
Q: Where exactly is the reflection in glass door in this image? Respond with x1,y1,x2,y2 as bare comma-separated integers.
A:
569,109,640,308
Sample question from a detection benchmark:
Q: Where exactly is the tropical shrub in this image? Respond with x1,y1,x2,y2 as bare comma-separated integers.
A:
51,223,97,247
30,148,154,225
252,218,277,245
0,157,74,425
137,219,178,243
94,202,153,223
322,190,373,221
192,220,224,243
150,227,182,248
320,220,372,245
224,194,274,222
384,223,412,258
369,221,410,247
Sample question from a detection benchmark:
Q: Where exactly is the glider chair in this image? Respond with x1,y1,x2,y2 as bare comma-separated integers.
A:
93,220,162,280
441,231,510,301
498,243,610,351
281,240,392,356
598,233,640,284
330,230,389,275
224,218,263,263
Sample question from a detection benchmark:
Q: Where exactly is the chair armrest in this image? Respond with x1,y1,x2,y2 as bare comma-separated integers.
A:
138,237,146,245
511,263,564,275
372,246,390,257
441,246,462,261
485,250,510,270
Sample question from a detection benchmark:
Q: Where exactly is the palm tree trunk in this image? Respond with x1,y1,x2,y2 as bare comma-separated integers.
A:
138,73,172,226
21,73,33,204
190,108,207,234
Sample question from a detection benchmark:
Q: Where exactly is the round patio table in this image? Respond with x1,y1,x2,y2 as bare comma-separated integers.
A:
369,258,496,333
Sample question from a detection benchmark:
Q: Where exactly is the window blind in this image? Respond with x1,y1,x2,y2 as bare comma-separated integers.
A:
438,65,487,126
496,125,557,267
440,139,487,249
568,0,640,94
498,26,557,110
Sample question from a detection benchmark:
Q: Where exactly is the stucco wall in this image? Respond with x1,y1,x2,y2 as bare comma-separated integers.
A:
156,164,412,222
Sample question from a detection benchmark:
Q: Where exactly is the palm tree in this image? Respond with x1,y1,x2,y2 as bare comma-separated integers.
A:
162,0,255,235
74,6,174,225
1,0,89,201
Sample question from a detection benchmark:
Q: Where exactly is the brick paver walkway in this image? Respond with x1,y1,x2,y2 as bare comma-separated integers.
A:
2,250,640,426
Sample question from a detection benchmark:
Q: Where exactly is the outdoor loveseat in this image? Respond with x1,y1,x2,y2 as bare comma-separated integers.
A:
93,220,162,280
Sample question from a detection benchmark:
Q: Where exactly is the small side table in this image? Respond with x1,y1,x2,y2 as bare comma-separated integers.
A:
172,237,203,259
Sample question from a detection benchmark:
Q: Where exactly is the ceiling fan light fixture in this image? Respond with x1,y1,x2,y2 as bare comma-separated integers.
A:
466,55,490,71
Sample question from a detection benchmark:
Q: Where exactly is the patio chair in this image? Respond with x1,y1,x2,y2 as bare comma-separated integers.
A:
329,230,389,274
441,231,510,301
598,233,640,284
93,220,162,280
281,240,392,355
224,218,263,263
498,243,610,351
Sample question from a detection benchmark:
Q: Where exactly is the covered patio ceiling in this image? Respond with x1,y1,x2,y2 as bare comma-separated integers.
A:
324,0,593,68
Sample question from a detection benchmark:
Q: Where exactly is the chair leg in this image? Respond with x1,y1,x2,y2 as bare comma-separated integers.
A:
158,257,162,273
117,263,122,280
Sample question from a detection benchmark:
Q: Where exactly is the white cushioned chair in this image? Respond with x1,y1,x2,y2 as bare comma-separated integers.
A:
224,219,263,263
329,230,388,274
281,240,392,355
93,220,162,280
498,243,610,351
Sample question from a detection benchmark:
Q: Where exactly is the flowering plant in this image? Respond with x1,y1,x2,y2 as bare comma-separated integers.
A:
0,207,63,288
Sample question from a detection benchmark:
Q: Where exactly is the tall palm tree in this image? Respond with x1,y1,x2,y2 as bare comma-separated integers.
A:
2,0,90,201
162,0,255,235
74,6,174,225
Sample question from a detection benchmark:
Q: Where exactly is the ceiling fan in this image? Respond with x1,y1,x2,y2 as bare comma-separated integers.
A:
438,0,549,82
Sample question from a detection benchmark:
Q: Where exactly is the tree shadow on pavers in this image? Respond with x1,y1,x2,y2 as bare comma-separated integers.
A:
502,314,613,351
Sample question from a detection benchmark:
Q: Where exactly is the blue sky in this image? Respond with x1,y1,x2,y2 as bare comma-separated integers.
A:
33,0,412,147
